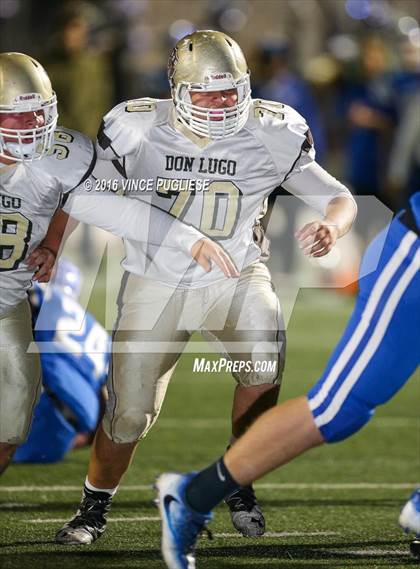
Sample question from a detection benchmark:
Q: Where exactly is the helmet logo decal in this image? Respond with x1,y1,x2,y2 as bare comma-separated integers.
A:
16,93,39,102
206,72,233,82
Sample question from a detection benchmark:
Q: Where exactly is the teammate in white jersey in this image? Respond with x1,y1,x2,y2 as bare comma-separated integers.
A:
0,52,236,475
56,31,357,544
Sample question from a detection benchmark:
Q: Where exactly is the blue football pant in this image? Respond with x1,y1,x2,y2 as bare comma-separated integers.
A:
308,220,419,442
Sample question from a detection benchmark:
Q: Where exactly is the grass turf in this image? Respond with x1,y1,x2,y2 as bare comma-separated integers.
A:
0,289,418,568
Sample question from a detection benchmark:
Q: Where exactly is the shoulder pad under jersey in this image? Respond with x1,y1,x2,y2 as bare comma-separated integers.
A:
33,127,96,194
247,99,315,180
96,98,172,160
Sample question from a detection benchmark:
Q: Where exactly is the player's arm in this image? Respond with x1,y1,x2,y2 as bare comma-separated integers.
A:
62,188,239,278
324,195,357,238
283,162,357,257
259,103,356,257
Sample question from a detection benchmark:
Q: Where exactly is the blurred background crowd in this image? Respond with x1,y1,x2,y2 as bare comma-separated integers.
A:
1,0,418,208
0,0,419,299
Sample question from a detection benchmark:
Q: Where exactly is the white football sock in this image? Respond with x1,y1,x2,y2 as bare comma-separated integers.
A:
85,477,118,497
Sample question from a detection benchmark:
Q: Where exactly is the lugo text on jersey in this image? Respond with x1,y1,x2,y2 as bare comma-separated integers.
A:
165,155,237,176
0,193,22,210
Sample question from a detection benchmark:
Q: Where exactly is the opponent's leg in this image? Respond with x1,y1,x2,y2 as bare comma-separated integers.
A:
154,398,321,569
0,300,41,474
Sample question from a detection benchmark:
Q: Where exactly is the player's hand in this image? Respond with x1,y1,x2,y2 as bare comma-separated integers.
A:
295,221,339,258
27,246,57,282
72,432,94,449
191,238,239,278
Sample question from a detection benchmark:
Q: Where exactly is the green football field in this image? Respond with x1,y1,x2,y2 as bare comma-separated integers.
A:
1,289,419,569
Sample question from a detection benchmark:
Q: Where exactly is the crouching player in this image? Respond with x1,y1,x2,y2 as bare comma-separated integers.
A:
156,191,420,568
13,259,110,464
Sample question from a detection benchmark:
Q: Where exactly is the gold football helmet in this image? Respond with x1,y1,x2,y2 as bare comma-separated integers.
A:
0,52,58,161
168,30,251,139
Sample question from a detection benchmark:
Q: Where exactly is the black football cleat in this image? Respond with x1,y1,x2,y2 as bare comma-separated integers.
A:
410,535,420,560
225,484,265,537
55,487,112,545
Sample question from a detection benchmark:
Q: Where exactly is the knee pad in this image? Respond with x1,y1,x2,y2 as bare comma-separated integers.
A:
103,405,160,444
236,334,286,387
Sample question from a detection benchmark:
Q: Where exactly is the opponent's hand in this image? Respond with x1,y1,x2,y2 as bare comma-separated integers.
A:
27,246,57,282
191,238,239,278
295,221,339,258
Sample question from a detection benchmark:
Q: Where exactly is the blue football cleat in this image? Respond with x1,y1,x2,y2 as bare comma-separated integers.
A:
155,472,213,569
399,489,420,535
399,489,420,560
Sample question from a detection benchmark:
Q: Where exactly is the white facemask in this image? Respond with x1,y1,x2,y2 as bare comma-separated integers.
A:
0,93,58,162
173,74,251,139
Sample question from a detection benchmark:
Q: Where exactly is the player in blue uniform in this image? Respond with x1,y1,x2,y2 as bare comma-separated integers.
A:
156,192,420,568
13,260,110,464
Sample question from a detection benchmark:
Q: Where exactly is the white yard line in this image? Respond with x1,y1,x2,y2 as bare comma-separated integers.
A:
213,531,340,538
24,518,340,537
255,482,419,490
27,516,160,523
1,482,417,492
329,548,407,557
0,485,99,492
0,502,40,508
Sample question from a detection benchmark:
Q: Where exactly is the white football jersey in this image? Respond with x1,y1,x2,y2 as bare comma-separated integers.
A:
97,98,337,288
0,127,95,316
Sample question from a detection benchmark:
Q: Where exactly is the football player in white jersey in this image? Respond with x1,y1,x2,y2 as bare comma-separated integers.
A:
0,51,237,475
56,30,357,544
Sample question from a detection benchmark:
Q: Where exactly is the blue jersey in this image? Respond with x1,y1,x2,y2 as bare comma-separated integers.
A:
13,286,110,463
32,285,110,392
410,192,420,229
